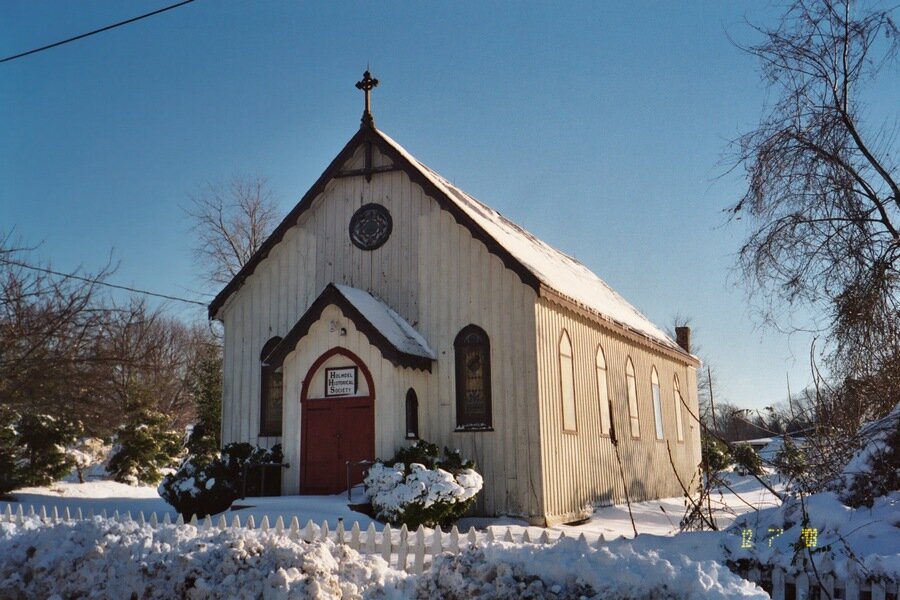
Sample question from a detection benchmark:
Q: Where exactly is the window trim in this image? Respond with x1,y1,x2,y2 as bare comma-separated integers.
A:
405,388,419,440
673,374,685,443
454,324,493,432
596,345,612,437
625,357,640,439
651,366,664,441
259,336,284,437
559,330,577,433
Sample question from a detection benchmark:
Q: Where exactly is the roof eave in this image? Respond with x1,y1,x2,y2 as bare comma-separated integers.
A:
539,285,701,367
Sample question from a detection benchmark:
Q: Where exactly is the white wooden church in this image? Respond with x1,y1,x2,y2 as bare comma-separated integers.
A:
211,72,702,526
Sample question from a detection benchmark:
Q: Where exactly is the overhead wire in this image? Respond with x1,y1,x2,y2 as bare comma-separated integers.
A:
0,257,208,307
0,0,196,64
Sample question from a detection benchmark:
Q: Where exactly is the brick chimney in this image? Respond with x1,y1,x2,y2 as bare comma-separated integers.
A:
675,326,691,354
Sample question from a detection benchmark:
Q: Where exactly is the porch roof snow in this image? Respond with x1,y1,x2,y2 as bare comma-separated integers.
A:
333,284,435,360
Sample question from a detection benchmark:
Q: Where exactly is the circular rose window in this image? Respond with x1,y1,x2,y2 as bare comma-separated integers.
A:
349,203,392,250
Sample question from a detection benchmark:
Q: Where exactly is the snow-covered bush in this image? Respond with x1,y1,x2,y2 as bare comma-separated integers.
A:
106,410,183,486
364,440,483,529
701,434,731,474
772,436,806,481
66,437,111,483
732,443,763,476
835,402,900,508
159,443,282,520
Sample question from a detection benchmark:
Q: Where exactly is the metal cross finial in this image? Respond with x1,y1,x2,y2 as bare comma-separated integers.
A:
355,70,379,127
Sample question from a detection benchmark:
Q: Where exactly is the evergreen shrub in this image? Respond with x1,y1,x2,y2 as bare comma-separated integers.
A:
701,434,731,474
159,443,282,520
732,442,763,476
107,410,183,485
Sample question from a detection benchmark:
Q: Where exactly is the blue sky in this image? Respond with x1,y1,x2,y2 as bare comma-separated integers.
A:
4,1,894,411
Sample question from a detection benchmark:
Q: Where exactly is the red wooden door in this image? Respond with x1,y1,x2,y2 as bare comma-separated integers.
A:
301,396,374,494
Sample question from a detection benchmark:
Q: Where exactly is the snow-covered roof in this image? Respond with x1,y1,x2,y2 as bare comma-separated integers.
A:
332,284,435,360
377,130,680,352
266,283,434,371
211,123,691,361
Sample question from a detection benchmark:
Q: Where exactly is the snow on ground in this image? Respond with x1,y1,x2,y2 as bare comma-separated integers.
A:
2,474,895,597
0,516,770,599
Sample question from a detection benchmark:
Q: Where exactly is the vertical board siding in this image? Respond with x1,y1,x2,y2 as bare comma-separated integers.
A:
220,146,542,519
534,298,701,524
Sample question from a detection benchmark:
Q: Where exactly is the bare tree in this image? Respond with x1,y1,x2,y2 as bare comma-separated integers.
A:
0,232,113,420
186,175,281,286
730,0,899,423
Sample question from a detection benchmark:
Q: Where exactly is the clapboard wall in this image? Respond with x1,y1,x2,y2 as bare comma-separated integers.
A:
219,143,544,519
534,297,701,524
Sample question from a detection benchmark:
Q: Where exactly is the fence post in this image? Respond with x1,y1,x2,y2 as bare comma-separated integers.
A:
522,529,531,544
302,520,315,542
350,522,361,551
503,528,513,543
289,517,300,541
275,516,284,535
845,576,860,600
365,523,376,554
449,526,460,554
320,520,329,542
397,525,409,572
335,520,345,545
413,527,426,575
467,527,477,546
539,530,550,544
795,572,809,600
431,526,443,558
230,515,241,529
772,567,785,600
380,524,393,564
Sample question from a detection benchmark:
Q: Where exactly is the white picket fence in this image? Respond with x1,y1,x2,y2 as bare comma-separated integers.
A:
2,502,575,575
738,562,900,600
4,502,898,597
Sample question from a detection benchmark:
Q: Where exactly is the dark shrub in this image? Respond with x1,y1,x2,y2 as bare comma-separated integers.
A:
159,443,282,520
732,443,763,476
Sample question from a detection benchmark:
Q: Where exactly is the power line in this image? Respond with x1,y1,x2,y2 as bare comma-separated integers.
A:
0,257,208,307
0,0,196,64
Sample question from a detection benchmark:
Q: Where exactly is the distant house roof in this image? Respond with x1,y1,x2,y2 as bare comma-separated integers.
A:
211,123,697,366
266,283,435,372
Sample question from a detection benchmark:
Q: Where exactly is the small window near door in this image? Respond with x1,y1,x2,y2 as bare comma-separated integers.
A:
260,337,283,436
455,324,492,430
406,388,419,439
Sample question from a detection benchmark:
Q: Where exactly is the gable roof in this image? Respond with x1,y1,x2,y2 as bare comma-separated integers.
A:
210,123,697,366
266,283,435,372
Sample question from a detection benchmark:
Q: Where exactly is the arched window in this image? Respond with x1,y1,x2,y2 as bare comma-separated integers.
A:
651,367,664,440
559,330,577,432
405,388,419,440
260,337,283,436
673,375,685,442
454,325,492,430
596,346,611,435
625,357,640,438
